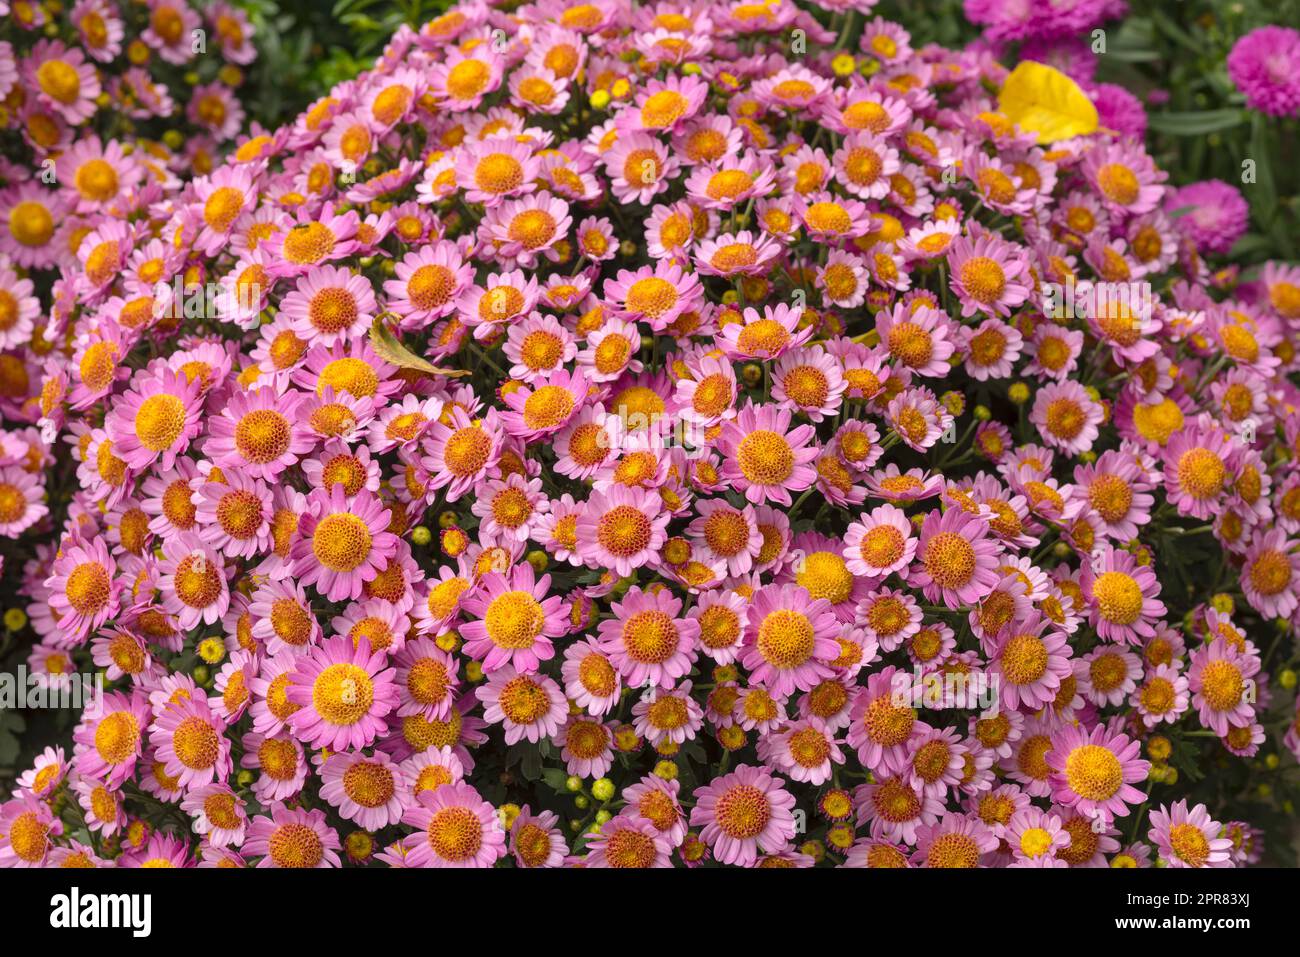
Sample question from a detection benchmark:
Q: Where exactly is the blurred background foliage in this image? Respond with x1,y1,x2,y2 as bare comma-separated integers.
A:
234,0,456,128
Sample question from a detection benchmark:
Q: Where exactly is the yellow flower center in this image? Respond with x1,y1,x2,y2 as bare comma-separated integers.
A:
484,590,545,649
1064,743,1123,801
756,608,815,669
312,513,374,572
312,662,375,725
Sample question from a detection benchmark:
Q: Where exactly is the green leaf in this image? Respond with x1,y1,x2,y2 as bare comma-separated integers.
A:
542,768,570,793
1147,109,1246,136
1249,113,1276,215
1150,9,1202,51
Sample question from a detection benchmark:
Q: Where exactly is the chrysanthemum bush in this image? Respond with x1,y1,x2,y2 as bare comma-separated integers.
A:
2,0,1300,868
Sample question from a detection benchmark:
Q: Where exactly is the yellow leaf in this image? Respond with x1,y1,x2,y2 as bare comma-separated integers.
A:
369,318,469,378
997,61,1098,145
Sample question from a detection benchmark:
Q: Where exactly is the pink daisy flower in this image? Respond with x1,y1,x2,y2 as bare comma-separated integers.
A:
1046,723,1149,821
875,301,956,378
716,401,818,507
946,228,1031,318
843,504,916,580
509,806,568,868
477,666,567,744
206,386,313,481
281,264,378,346
1079,546,1167,645
562,638,622,717
584,814,673,868
383,241,473,328
1239,527,1300,620
575,484,669,577
319,749,409,830
1005,808,1070,865
1030,379,1105,455
909,509,1003,609
557,715,615,778
1188,637,1261,737
150,695,232,791
72,690,150,788
287,635,399,750
291,486,398,602
689,764,798,867
45,534,119,644
458,563,566,673
597,586,700,689
500,367,589,440
1147,801,1235,868
911,813,998,868
740,584,839,697
245,806,342,869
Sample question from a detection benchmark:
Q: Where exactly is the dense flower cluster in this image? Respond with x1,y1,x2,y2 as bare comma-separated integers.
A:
1,0,1298,869
0,0,258,331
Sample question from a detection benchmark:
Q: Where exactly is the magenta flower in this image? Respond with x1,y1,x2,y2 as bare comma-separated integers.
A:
1227,26,1300,117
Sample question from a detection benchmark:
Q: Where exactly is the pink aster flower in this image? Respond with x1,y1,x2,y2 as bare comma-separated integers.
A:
1081,140,1167,217
206,386,313,481
911,812,998,868
245,806,342,869
479,190,572,268
603,132,678,205
1148,800,1236,868
584,814,673,868
45,534,119,645
509,806,568,868
1030,379,1104,455
832,131,900,200
1046,723,1149,822
1239,527,1300,620
760,717,844,785
1166,179,1250,254
383,241,473,329
909,509,1003,609
0,795,61,867
844,504,916,580
291,486,398,602
1188,637,1262,737
557,715,615,778
280,264,378,346
149,695,232,791
319,749,409,830
562,638,622,716
875,301,956,377
716,401,818,507
25,39,100,124
500,367,589,440
458,562,566,673
287,636,398,751
1227,26,1300,118
1072,449,1155,541
740,584,839,697
946,228,1031,318
420,407,504,502
1079,546,1167,645
477,667,567,744
73,690,150,788
1130,663,1191,728
576,484,669,576
1005,808,1070,865
622,74,709,133
689,764,798,867
597,586,700,689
